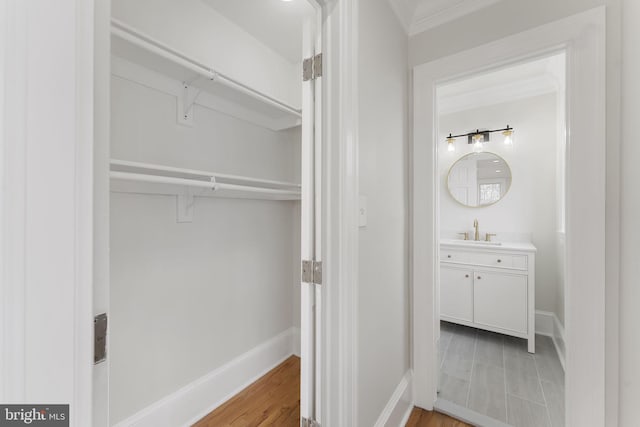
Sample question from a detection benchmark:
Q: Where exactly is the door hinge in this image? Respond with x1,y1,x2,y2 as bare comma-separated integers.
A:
302,260,322,285
301,417,320,427
303,53,323,81
94,313,108,364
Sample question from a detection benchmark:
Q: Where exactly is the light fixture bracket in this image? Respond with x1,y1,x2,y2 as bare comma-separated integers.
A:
467,131,490,145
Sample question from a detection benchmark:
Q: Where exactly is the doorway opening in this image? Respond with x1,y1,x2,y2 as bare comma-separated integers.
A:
94,0,323,426
411,8,606,426
434,52,567,426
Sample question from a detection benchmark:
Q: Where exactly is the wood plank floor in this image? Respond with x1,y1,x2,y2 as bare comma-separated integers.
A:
406,407,473,427
193,354,469,427
193,356,300,427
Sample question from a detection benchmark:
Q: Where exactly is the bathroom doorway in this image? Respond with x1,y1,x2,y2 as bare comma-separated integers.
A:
411,8,606,427
434,53,567,426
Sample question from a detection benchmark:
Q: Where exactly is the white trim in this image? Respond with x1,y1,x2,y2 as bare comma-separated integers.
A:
535,310,566,370
113,328,298,427
411,7,606,426
322,0,359,426
292,326,302,357
74,0,96,426
385,0,413,33
535,310,555,336
409,0,501,36
438,74,558,115
434,399,512,427
373,371,414,427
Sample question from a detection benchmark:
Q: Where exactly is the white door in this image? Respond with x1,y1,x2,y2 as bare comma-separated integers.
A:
300,6,323,426
440,266,474,323
473,271,527,334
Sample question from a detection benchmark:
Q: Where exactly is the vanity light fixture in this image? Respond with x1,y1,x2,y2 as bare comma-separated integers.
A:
446,134,456,152
444,125,515,151
502,126,514,145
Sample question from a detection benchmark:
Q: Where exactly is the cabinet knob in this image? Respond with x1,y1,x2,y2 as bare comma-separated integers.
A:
465,274,469,278
477,276,482,280
497,259,502,263
447,255,452,258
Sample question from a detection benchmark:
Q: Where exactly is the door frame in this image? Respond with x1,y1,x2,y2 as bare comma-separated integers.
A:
0,0,358,424
411,7,607,426
0,0,94,425
88,0,360,426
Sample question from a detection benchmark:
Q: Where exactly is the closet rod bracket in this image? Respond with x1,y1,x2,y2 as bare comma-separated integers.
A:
178,81,204,126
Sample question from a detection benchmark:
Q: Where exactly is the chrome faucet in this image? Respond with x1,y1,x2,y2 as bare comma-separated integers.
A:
473,219,480,241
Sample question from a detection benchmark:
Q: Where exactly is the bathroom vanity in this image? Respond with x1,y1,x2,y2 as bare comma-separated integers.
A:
440,239,536,353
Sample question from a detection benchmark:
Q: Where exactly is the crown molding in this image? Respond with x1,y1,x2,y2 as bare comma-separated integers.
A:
438,74,558,115
409,0,501,36
386,0,413,33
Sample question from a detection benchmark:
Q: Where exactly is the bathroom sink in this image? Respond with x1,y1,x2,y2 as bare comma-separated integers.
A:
462,240,502,246
440,238,502,246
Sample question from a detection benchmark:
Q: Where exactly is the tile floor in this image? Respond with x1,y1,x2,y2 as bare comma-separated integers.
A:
438,321,565,427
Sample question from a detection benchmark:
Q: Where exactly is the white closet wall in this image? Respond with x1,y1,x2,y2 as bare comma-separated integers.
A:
109,75,301,424
112,0,302,110
107,1,305,422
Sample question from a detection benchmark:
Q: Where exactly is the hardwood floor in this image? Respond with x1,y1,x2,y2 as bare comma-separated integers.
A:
194,356,300,427
406,407,473,427
193,355,469,427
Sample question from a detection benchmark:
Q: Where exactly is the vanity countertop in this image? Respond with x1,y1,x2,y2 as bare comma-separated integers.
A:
440,238,537,252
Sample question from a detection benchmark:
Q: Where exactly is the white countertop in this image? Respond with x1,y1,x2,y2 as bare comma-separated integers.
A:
440,238,537,252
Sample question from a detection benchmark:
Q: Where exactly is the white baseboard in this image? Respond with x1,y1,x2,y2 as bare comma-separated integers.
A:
535,310,566,370
292,326,301,357
435,399,512,427
374,370,414,427
114,328,298,427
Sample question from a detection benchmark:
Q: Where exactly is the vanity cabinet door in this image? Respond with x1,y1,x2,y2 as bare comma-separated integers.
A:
473,271,527,334
440,266,474,323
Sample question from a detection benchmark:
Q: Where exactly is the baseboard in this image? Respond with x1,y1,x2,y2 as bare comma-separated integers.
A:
292,326,301,357
374,370,413,427
113,328,297,427
535,310,566,370
434,399,511,427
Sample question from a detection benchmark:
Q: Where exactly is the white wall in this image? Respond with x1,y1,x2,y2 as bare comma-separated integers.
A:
109,76,301,423
112,0,301,109
410,1,628,423
438,94,561,318
358,0,410,425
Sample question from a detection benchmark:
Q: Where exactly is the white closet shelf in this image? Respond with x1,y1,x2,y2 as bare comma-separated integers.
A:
110,160,301,201
111,19,302,131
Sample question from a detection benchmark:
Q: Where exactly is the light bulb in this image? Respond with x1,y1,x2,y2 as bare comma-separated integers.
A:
503,128,514,145
446,134,456,152
472,133,484,152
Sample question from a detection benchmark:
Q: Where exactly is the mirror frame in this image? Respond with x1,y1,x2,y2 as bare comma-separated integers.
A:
446,151,512,208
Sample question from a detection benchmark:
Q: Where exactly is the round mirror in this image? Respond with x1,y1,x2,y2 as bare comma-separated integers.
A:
447,152,512,207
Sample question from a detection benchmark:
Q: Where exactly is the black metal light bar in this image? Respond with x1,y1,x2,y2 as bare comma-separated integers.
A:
446,125,513,144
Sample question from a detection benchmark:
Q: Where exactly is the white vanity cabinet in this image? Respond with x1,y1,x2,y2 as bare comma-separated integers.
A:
440,240,536,352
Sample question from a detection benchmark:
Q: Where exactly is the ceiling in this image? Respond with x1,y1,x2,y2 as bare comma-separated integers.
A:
388,0,502,35
437,53,566,115
201,0,315,64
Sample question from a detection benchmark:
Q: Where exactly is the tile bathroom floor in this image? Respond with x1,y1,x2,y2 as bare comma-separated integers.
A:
438,321,565,427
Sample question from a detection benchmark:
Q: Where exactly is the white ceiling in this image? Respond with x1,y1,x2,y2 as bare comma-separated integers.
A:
437,53,566,115
388,0,502,35
200,0,315,64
